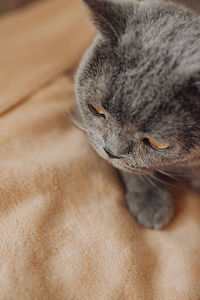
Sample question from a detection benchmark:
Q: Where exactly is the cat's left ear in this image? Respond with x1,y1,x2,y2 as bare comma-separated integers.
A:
82,0,127,41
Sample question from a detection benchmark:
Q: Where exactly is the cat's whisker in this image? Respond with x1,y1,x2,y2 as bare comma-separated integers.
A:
156,169,178,180
138,174,148,187
64,108,88,133
149,173,182,192
70,117,87,132
70,136,88,143
157,169,188,179
143,175,160,191
150,173,170,185
71,121,87,132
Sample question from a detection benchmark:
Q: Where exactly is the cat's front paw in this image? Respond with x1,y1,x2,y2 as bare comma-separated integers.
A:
126,189,174,229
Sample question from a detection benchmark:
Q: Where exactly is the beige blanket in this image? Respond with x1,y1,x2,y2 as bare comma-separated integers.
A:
0,0,200,299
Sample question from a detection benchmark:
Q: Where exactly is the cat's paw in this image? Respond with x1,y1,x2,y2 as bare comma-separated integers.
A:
126,189,174,229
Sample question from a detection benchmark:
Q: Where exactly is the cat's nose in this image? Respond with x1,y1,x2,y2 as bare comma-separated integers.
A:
103,147,122,159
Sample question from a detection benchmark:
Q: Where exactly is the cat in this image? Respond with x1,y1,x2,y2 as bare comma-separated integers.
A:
74,0,200,229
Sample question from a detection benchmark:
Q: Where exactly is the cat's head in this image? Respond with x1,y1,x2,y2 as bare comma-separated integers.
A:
75,0,200,173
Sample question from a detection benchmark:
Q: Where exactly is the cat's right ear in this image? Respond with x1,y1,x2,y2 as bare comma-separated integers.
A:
81,0,127,41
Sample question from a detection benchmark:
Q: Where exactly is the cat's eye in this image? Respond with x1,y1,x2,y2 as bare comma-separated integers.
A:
145,138,170,151
88,103,105,118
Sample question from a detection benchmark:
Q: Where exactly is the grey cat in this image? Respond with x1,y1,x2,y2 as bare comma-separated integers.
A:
75,0,200,229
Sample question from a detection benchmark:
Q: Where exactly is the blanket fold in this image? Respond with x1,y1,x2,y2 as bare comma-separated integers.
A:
0,0,95,115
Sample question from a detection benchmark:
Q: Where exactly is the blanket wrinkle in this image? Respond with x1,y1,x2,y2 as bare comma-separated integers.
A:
0,0,200,299
0,0,95,115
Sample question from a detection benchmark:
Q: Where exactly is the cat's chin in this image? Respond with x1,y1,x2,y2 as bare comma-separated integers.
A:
115,166,137,174
110,161,147,174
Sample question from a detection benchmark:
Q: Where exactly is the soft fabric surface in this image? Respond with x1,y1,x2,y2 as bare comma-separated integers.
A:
0,0,200,299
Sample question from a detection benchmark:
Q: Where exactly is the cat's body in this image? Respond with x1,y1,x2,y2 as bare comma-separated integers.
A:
75,0,200,229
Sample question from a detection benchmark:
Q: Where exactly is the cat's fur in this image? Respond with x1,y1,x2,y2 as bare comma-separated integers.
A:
75,0,200,229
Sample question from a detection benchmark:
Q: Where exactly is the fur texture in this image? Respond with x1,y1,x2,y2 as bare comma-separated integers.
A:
75,0,200,229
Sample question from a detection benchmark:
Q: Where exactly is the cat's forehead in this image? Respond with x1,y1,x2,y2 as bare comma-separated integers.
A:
94,51,176,106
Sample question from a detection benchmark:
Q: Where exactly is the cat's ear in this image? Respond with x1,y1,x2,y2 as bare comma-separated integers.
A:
82,0,127,41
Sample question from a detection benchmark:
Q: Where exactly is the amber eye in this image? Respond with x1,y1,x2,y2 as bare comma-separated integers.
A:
145,138,170,150
88,103,105,118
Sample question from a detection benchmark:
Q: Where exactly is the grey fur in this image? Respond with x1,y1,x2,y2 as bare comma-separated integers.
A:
75,0,200,229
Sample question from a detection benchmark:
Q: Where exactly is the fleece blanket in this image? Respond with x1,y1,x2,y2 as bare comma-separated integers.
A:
0,0,200,299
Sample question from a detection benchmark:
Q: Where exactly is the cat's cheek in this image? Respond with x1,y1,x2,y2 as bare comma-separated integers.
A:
87,133,108,159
